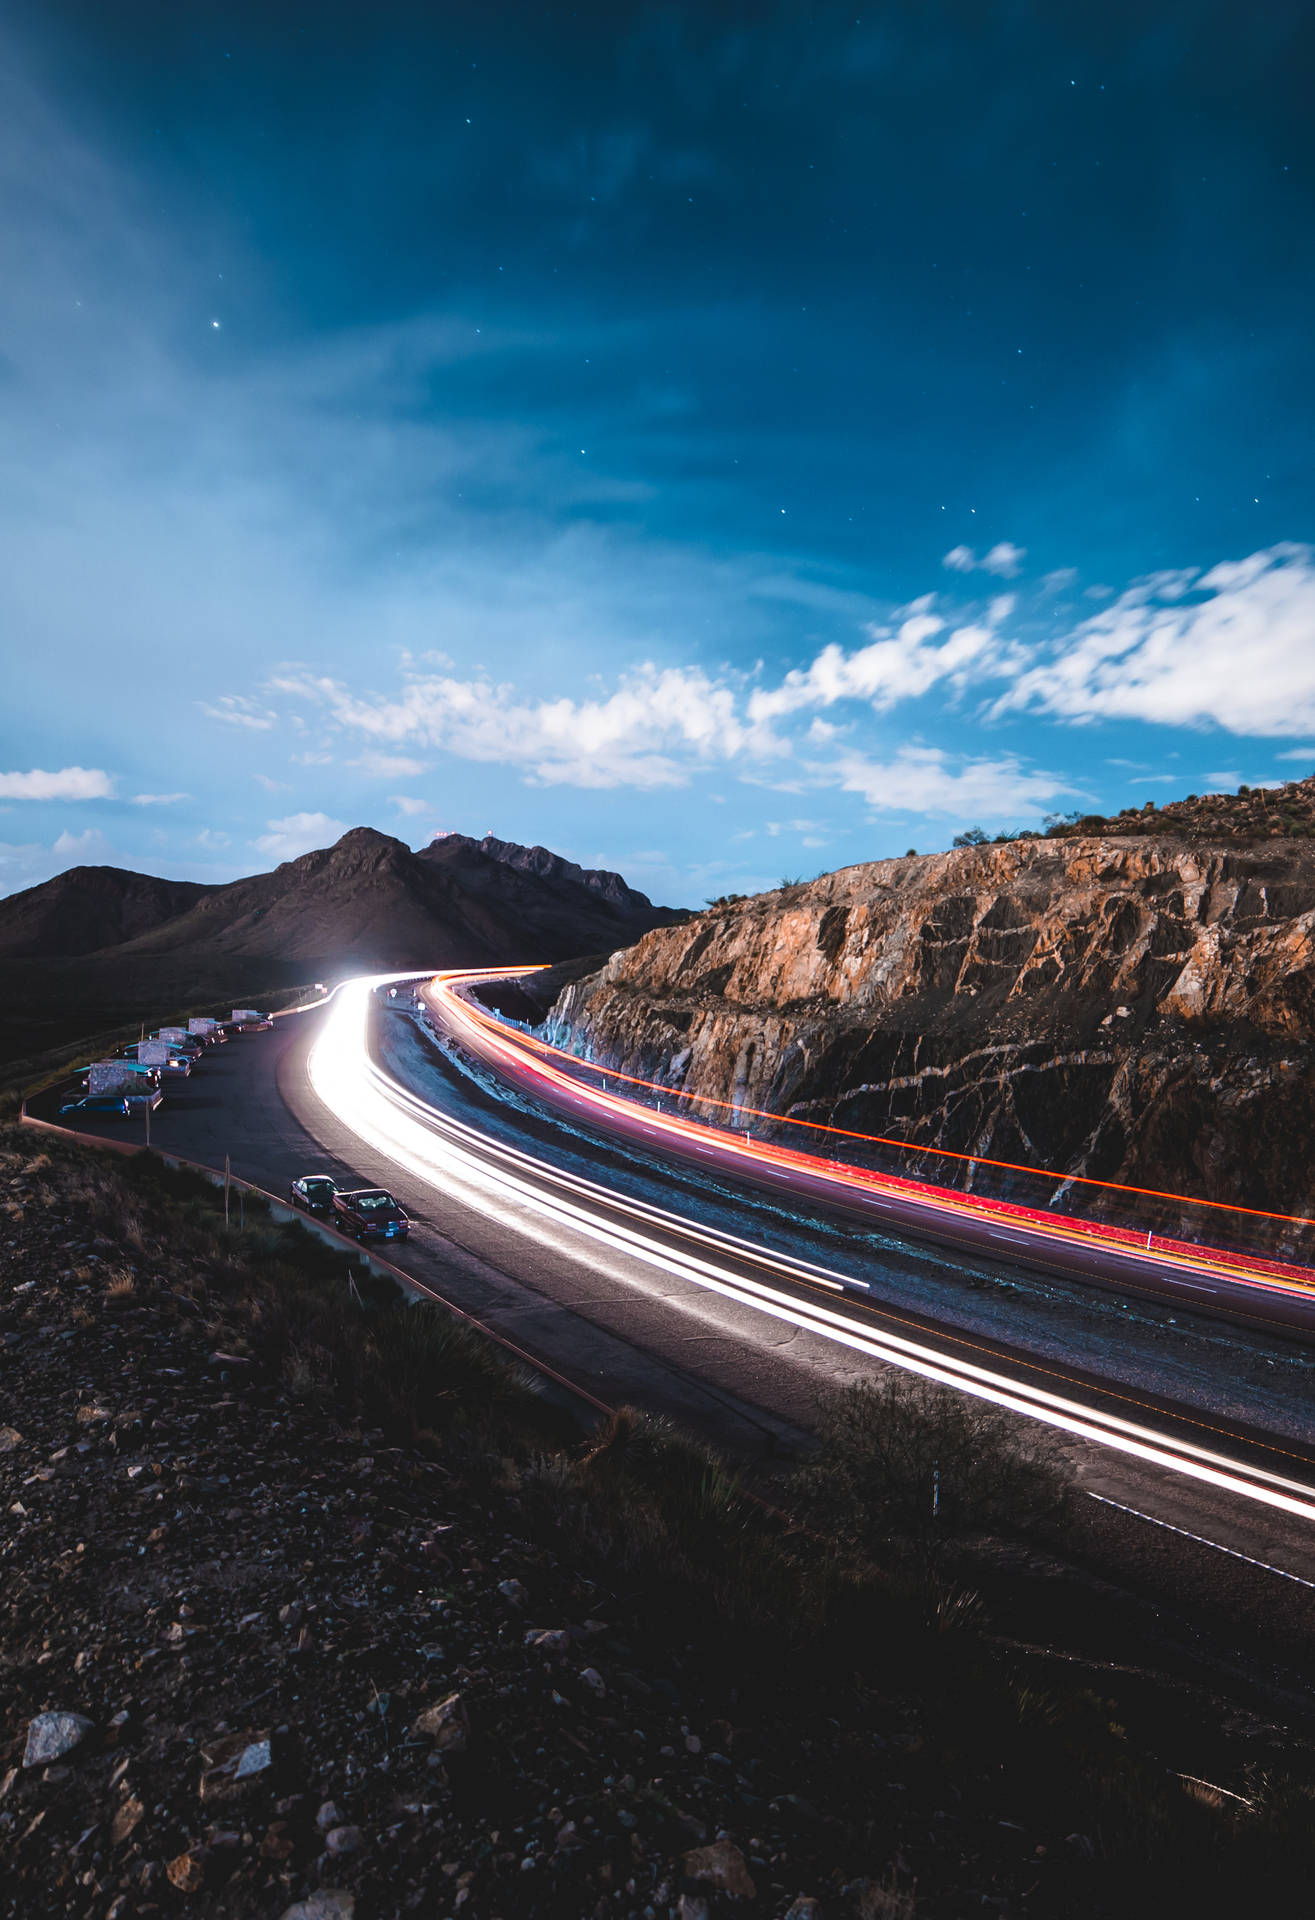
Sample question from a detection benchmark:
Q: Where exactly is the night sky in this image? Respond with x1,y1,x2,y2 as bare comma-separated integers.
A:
3,1,1315,904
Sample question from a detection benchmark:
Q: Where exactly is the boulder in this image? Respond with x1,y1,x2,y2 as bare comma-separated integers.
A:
23,1711,93,1768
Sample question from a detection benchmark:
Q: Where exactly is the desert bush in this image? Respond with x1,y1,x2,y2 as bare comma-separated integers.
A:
554,1407,850,1634
104,1269,136,1305
855,1879,916,1920
792,1372,1069,1554
353,1302,541,1437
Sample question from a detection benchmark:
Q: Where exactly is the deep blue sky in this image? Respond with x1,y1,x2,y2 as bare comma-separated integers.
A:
3,0,1315,905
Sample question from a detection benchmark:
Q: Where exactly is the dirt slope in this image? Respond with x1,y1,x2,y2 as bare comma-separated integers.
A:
0,868,216,960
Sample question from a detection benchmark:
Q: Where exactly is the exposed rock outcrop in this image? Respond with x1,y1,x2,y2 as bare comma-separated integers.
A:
546,836,1315,1219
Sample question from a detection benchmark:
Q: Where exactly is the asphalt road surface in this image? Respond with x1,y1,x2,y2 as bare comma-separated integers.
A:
31,993,1315,1689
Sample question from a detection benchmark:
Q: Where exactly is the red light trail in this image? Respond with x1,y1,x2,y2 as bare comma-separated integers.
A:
424,968,1315,1311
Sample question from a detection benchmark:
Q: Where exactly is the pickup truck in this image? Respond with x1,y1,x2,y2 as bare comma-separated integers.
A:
331,1188,410,1243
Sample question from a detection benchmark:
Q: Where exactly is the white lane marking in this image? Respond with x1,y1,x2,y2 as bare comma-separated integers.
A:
1086,1492,1315,1589
309,975,1315,1530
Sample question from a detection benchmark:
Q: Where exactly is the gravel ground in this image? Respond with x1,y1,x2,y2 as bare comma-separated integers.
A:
4,1129,1315,1920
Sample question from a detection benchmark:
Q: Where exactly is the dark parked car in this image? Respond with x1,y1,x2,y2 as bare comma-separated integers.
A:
331,1188,410,1242
60,1094,132,1120
289,1174,340,1216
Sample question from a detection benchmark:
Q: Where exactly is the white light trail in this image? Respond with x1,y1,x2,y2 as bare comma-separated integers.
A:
308,972,1315,1535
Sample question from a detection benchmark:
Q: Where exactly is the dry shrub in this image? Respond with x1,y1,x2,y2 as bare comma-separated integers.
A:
856,1879,916,1920
283,1340,336,1402
105,1269,136,1305
557,1407,834,1634
792,1372,1069,1554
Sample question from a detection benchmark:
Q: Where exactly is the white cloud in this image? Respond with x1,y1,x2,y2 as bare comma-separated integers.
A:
998,544,1315,736
272,663,776,790
941,542,1026,578
252,772,291,792
1205,772,1241,791
1275,747,1315,763
1041,567,1078,593
131,791,190,806
390,795,431,816
196,827,231,849
748,599,1017,724
253,811,348,861
353,751,430,779
201,696,279,731
0,765,114,800
52,826,113,862
834,746,1072,820
764,818,825,837
981,541,1026,578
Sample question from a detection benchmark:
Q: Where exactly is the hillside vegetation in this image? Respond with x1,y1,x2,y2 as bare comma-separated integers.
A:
5,1125,1315,1916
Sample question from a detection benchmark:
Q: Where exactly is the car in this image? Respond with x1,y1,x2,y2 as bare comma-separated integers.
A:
151,1031,204,1054
289,1174,340,1216
126,1051,191,1077
60,1094,133,1120
331,1188,410,1242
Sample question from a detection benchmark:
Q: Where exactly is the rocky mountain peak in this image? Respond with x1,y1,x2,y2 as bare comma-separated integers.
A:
441,833,655,910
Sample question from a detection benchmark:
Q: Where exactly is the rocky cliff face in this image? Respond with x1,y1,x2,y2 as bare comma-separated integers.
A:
546,836,1315,1223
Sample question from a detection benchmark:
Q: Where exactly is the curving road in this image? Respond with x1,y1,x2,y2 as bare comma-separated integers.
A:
30,970,1315,1643
430,969,1315,1339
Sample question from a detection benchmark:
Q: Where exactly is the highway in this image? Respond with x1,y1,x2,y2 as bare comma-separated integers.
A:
430,968,1315,1338
28,971,1315,1665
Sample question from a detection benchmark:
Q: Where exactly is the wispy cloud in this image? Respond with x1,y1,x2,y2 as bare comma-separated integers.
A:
52,826,113,862
997,545,1315,735
131,791,190,806
941,542,1026,578
835,747,1072,819
0,766,114,800
252,811,348,861
272,664,778,789
390,794,431,816
201,697,280,732
747,598,1018,723
353,752,431,779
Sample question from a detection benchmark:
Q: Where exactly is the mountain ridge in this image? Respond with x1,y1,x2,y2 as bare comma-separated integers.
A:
0,827,686,1075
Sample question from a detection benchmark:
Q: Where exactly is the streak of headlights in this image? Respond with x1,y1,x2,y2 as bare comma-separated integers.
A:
308,972,1315,1530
